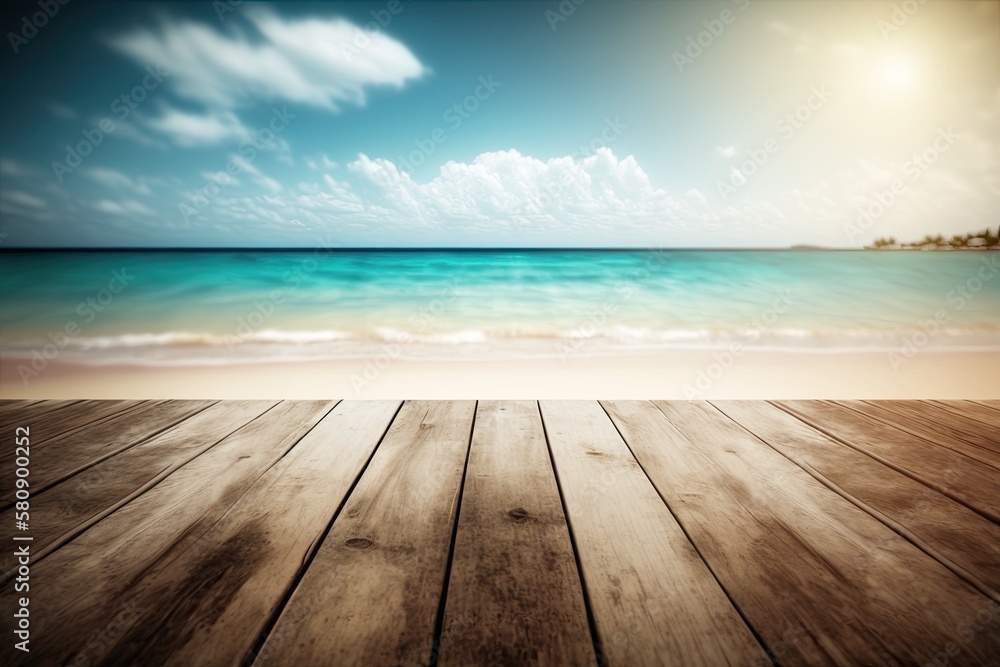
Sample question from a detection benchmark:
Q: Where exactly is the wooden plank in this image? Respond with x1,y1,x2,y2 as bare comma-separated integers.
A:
438,400,595,666
714,400,1000,599
86,401,402,667
259,400,476,667
884,399,1000,451
0,400,145,452
0,399,80,433
0,400,276,560
0,400,335,667
0,399,41,414
541,400,766,666
930,400,1000,432
608,400,1000,665
776,400,1000,524
885,400,1000,455
0,400,216,509
843,400,1000,467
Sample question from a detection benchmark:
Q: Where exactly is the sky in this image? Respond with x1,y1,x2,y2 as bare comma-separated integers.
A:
0,0,997,248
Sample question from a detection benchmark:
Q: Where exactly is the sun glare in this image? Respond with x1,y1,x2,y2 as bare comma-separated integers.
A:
880,55,918,90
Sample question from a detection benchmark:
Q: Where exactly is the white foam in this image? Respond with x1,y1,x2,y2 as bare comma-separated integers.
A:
3,323,999,366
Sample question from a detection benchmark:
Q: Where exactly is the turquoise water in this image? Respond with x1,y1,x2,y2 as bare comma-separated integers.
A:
1,250,999,364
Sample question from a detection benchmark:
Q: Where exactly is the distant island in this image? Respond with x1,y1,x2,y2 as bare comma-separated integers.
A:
865,227,1000,251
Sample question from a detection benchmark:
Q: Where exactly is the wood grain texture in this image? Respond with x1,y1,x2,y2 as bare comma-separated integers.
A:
0,399,43,415
0,400,274,562
0,399,79,432
3,400,146,450
608,399,1000,666
847,400,1000,465
776,399,1000,523
92,401,401,667
930,400,1000,433
714,400,1000,599
438,400,595,667
3,399,999,667
1,400,333,667
541,400,766,667
0,400,215,509
259,400,476,667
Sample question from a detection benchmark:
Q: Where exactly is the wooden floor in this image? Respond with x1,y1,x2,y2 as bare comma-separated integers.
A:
2,400,999,666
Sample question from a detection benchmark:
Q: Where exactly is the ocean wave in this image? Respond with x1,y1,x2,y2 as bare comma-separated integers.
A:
3,324,1000,366
50,329,356,350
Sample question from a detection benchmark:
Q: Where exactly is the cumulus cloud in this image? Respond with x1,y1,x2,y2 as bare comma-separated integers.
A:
0,158,34,178
344,148,682,224
685,188,708,205
91,199,155,216
140,146,870,247
2,190,46,209
141,108,250,147
83,167,153,195
182,148,742,245
108,10,426,112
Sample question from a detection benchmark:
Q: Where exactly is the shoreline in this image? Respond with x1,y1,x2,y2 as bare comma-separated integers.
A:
3,349,998,399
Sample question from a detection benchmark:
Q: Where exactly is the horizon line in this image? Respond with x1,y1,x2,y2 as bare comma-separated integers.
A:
0,246,863,252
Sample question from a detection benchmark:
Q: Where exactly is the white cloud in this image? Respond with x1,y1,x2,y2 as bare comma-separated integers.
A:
344,148,685,226
11,139,988,248
0,158,34,177
109,119,169,148
108,10,426,112
256,175,284,193
142,108,250,146
159,147,869,246
202,171,240,187
685,188,707,205
225,153,283,193
91,199,155,216
83,167,153,195
717,145,737,158
229,154,261,178
2,190,46,208
306,154,338,170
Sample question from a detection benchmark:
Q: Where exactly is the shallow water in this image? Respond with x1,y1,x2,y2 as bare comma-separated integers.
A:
2,250,998,364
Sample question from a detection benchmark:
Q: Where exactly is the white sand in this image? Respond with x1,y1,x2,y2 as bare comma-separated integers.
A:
2,349,998,399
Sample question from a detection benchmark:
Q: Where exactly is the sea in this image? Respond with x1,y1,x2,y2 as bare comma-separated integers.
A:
1,250,999,366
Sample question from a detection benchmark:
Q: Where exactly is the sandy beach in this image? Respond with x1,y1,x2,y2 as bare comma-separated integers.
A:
4,349,998,400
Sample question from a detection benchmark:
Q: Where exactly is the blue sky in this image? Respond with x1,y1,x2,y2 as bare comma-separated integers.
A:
1,0,997,247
